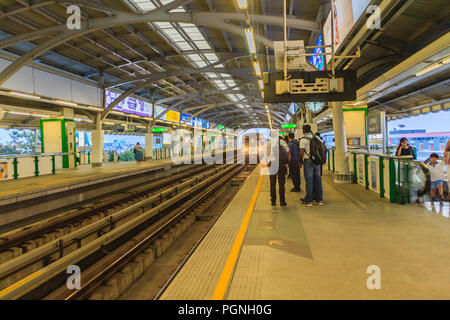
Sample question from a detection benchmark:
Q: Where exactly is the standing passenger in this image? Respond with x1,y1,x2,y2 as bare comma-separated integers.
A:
444,140,450,201
427,153,445,202
396,137,416,159
269,136,290,207
299,125,323,207
133,142,142,164
288,132,301,192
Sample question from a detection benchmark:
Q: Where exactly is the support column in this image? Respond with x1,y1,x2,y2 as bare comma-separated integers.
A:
331,101,349,173
145,123,153,161
92,113,104,167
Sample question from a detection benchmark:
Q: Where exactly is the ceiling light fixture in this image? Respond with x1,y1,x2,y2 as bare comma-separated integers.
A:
54,100,77,106
9,91,41,99
236,0,248,10
252,60,261,77
415,62,443,77
244,27,256,55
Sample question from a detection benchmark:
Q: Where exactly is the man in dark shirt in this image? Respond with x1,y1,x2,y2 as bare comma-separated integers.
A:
288,132,301,192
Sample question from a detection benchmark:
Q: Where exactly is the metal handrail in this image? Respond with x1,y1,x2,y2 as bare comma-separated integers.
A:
0,152,75,159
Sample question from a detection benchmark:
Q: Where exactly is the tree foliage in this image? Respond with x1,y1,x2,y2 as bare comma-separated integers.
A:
0,129,36,155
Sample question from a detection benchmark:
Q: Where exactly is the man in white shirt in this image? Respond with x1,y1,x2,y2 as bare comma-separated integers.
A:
268,136,290,207
299,124,323,207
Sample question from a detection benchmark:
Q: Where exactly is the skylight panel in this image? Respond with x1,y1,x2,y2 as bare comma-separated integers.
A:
195,41,211,49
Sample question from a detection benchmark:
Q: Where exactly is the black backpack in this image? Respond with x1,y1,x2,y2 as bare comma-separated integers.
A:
304,135,326,165
279,143,289,166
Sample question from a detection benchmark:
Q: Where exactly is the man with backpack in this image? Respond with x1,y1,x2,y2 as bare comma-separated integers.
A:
269,136,290,207
288,132,301,192
299,124,325,207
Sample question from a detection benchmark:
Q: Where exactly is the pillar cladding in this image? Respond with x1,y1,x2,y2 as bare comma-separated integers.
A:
145,132,153,160
331,101,349,173
91,129,104,167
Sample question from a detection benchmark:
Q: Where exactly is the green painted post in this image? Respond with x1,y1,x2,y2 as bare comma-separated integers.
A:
405,162,411,203
327,151,331,171
34,156,39,176
88,152,91,164
364,154,369,190
379,156,385,198
51,155,56,174
353,153,357,183
397,159,403,204
13,158,18,179
332,150,335,173
389,158,396,203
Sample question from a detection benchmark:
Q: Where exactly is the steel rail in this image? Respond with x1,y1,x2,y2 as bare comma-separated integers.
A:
0,164,238,299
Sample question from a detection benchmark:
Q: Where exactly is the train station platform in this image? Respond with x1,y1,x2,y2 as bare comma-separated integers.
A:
160,166,450,300
0,159,173,205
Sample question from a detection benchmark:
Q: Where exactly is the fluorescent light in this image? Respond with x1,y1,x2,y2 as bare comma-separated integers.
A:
31,114,50,118
87,106,103,111
244,27,256,55
8,111,30,116
443,56,450,64
104,122,115,125
236,0,248,9
54,100,77,106
415,62,443,77
252,61,262,77
258,79,264,90
9,91,40,99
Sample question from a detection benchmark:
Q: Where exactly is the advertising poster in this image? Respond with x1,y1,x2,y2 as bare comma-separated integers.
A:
105,90,153,117
371,160,377,190
357,158,364,185
352,0,372,23
308,35,325,71
166,110,180,123
180,113,195,126
155,105,166,120
323,0,355,63
0,162,7,179
163,133,171,144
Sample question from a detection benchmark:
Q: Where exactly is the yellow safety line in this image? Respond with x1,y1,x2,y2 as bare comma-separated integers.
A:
212,174,263,300
0,270,42,298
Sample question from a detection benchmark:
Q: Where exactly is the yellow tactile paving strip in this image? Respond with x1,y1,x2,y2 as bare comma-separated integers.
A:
160,165,263,300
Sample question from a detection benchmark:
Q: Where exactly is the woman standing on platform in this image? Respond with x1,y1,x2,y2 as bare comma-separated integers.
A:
444,140,450,200
134,142,143,164
396,137,416,159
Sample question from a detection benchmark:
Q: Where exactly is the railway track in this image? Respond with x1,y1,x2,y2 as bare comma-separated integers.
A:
0,164,211,257
0,163,253,299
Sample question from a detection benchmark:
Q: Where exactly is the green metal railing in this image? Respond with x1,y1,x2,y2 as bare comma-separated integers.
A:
0,152,75,180
326,150,423,205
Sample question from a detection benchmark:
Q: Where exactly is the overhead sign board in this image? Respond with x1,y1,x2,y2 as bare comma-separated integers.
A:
152,128,166,133
263,70,357,103
282,124,296,128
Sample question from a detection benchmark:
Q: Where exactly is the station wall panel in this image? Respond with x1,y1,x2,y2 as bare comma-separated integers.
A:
0,57,101,107
34,69,72,101
0,59,34,93
71,81,101,106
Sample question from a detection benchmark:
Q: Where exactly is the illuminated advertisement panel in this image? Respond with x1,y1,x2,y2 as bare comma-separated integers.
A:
155,105,166,120
201,119,210,129
323,0,370,64
180,113,195,126
105,90,152,117
308,35,325,71
166,110,180,123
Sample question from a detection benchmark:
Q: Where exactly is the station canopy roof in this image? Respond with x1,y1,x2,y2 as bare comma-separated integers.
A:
0,0,447,130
